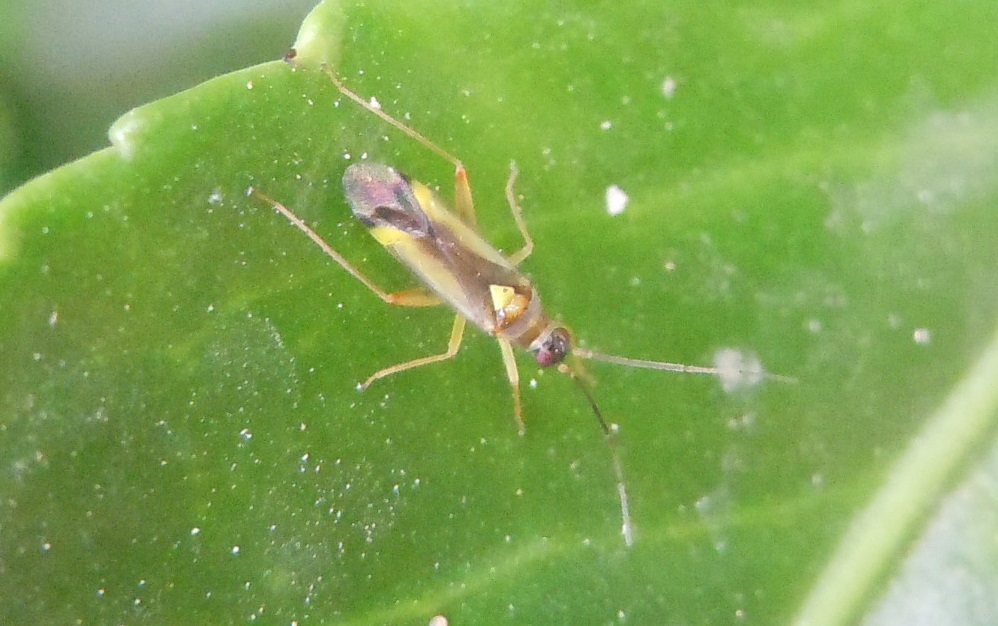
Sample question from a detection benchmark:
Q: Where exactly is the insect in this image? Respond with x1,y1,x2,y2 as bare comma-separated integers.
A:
250,62,790,547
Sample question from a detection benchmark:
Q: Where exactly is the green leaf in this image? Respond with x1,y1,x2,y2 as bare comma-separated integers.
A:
3,1,998,624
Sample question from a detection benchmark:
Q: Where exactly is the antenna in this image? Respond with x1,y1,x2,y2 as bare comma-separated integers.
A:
559,346,796,548
558,363,634,548
574,347,799,388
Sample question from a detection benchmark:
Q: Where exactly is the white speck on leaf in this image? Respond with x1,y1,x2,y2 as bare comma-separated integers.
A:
662,76,678,98
605,184,629,216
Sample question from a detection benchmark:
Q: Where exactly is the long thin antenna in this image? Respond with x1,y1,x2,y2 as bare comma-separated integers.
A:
574,347,798,386
560,364,634,548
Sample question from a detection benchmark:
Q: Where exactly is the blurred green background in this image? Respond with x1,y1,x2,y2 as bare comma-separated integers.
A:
2,1,998,625
0,0,315,194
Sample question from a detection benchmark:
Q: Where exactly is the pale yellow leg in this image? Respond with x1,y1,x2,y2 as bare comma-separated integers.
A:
323,68,466,168
381,288,442,307
498,338,526,436
503,163,535,266
360,315,467,389
249,187,442,307
254,183,466,387
452,166,478,227
320,66,483,228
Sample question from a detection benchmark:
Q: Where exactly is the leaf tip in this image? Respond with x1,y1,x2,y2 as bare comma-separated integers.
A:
290,0,347,71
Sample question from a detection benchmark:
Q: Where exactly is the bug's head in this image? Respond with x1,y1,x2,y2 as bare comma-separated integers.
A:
532,326,573,367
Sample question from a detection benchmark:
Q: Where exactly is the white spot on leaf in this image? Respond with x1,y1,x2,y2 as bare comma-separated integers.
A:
605,184,629,216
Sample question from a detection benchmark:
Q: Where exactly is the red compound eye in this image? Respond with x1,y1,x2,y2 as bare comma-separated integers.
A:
534,327,571,367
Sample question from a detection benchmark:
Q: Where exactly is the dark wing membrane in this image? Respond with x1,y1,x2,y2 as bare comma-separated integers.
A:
368,203,432,236
343,163,432,236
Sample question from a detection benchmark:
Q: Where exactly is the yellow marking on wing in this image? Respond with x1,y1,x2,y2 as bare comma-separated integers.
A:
373,220,484,329
490,284,516,310
410,182,451,223
490,283,529,328
368,224,410,247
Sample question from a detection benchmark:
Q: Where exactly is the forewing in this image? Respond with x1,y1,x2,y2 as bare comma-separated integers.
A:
342,163,432,236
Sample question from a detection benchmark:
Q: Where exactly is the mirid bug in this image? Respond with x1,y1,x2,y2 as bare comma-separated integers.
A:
250,63,791,547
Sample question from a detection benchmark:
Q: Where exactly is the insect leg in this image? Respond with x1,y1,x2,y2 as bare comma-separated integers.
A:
360,315,467,389
320,67,484,228
321,67,466,173
451,164,478,228
498,338,526,436
250,187,442,307
322,66,482,229
378,288,443,307
503,162,535,266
